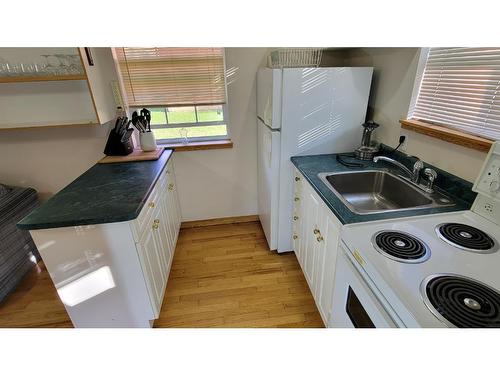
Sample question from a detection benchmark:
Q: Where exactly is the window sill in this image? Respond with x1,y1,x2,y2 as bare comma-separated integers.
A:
160,139,233,152
399,119,494,153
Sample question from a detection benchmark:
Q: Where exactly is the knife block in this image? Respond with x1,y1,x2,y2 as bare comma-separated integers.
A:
103,128,134,156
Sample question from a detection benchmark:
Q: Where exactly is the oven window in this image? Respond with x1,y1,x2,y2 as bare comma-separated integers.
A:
346,286,375,328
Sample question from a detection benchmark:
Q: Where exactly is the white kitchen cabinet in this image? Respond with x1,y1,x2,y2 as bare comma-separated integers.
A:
303,182,321,287
29,157,181,327
0,47,121,129
317,207,341,323
292,166,342,326
137,222,165,317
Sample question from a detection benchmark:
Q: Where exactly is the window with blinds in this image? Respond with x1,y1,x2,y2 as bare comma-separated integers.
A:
114,47,226,107
409,48,500,141
113,48,229,143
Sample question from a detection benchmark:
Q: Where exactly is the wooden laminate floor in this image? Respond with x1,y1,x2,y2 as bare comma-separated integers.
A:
0,221,324,328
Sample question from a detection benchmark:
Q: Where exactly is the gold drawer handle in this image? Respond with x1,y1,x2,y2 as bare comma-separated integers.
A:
154,219,160,224
293,234,298,240
168,183,174,191
316,236,324,242
293,216,299,221
313,228,320,235
295,176,301,182
294,197,300,202
148,202,155,208
152,223,159,230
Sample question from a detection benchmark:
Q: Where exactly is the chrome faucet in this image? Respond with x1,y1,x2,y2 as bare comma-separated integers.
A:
373,156,423,183
423,168,438,193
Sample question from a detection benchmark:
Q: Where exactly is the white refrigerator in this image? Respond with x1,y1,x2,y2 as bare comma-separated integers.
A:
257,67,373,252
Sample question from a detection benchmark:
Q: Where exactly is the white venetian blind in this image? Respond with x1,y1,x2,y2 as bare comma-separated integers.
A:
410,47,500,140
114,47,226,107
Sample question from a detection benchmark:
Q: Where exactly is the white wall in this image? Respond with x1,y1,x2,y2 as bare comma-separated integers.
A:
346,48,488,182
0,48,269,222
173,48,269,221
0,125,110,201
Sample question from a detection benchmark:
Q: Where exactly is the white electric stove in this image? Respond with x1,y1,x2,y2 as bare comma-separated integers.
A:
331,142,500,328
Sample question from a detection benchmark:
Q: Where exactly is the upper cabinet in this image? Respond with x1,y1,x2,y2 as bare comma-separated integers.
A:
0,47,122,129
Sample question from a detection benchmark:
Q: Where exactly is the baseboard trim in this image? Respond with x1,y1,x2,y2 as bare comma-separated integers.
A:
181,215,259,229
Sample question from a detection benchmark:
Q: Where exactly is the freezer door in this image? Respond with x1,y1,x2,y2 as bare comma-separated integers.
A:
257,118,281,250
257,68,282,129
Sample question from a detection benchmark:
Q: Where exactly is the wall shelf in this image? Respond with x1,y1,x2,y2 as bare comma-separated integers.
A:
0,74,87,84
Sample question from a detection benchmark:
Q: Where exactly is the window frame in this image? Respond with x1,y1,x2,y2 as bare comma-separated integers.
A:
404,47,496,152
113,47,231,145
131,103,230,144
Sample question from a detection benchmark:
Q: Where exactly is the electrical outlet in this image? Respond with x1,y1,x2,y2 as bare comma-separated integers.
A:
473,195,499,223
111,81,124,109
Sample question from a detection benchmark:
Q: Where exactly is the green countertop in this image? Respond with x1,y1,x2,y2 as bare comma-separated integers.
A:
18,150,174,230
291,148,475,225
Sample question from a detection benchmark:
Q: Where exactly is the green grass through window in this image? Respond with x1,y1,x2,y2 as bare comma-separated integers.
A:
148,106,227,141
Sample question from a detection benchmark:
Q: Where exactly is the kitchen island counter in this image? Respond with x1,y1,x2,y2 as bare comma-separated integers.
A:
18,149,173,230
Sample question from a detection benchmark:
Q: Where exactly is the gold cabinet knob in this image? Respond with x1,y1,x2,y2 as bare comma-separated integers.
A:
294,197,300,202
168,183,174,191
293,234,298,240
313,228,320,235
152,218,160,229
148,202,155,208
293,216,299,221
316,236,324,242
295,176,301,182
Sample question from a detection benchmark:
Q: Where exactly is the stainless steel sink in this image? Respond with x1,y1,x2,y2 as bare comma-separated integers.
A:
318,170,454,214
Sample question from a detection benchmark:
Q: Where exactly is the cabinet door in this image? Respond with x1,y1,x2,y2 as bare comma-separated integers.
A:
302,183,320,287
137,223,164,317
312,210,327,300
154,193,171,282
317,207,341,324
166,164,181,246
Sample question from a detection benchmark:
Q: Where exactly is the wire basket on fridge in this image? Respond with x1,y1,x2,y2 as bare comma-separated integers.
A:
268,48,323,68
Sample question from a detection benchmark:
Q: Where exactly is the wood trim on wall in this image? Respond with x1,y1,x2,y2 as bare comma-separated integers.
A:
400,119,494,153
162,139,233,152
181,215,259,229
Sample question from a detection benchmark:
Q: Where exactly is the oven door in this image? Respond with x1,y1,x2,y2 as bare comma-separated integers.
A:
330,246,397,328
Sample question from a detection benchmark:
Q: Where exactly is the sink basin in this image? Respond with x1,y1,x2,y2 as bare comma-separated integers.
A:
318,170,453,214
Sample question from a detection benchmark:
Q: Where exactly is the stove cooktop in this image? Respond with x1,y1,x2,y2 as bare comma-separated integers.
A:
341,210,500,327
373,230,430,263
421,274,500,328
436,223,497,253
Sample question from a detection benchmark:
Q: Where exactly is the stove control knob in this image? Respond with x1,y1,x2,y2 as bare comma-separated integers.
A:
490,180,500,193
